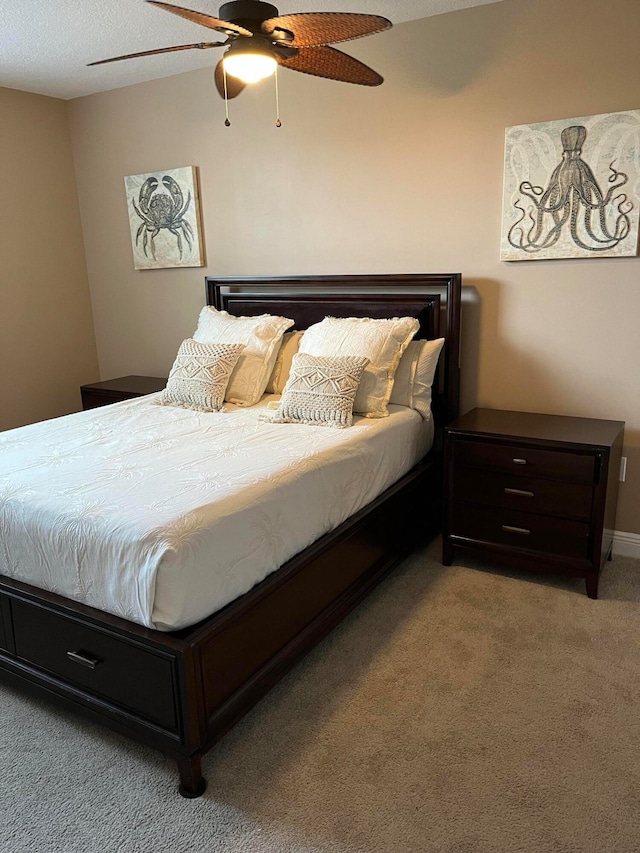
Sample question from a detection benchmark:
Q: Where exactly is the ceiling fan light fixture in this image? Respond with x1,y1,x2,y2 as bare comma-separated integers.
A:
89,2,393,109
222,39,277,84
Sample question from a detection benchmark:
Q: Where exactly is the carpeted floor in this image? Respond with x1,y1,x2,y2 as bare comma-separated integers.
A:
2,538,640,853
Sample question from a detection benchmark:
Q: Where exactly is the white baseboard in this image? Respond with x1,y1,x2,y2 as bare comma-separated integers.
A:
612,530,640,559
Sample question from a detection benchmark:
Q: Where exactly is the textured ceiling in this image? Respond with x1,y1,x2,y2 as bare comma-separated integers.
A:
1,0,503,100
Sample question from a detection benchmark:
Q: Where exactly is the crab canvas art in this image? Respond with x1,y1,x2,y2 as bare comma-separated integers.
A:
125,166,204,269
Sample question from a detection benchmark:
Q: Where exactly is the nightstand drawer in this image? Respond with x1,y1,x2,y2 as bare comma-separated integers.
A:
451,503,590,560
454,440,595,483
453,468,593,520
11,600,178,731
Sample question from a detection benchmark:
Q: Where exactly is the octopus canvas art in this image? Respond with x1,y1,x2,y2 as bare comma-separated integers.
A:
125,166,204,269
500,110,640,261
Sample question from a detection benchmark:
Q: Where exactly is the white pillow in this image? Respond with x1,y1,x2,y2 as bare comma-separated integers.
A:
193,307,294,406
264,353,369,429
299,316,419,418
390,338,445,421
265,330,304,394
156,339,244,412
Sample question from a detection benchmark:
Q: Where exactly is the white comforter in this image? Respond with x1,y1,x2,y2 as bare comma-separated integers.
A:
0,395,431,630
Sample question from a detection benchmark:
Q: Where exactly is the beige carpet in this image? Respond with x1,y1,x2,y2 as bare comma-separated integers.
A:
2,538,640,853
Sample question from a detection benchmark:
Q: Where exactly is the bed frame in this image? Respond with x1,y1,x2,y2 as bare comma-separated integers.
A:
0,274,461,798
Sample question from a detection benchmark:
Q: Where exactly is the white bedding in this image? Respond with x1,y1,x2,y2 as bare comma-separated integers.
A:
0,395,432,631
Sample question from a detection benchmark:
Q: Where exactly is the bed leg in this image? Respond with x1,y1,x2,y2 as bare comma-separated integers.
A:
177,753,207,799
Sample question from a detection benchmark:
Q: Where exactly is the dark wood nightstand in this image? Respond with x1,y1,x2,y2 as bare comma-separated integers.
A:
80,375,166,410
442,408,624,598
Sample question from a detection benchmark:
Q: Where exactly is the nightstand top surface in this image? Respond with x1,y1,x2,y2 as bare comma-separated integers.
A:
81,375,166,395
447,408,624,448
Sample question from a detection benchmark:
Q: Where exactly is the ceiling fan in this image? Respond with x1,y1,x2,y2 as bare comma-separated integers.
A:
88,0,392,102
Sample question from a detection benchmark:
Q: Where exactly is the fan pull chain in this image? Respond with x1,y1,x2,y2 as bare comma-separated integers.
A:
274,67,281,128
223,65,231,127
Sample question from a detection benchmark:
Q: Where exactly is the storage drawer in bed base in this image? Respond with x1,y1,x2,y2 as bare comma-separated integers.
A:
0,650,184,749
10,599,180,732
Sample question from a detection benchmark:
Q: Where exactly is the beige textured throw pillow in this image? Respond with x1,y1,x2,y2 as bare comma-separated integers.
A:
390,338,445,420
299,316,419,418
193,307,294,406
157,339,244,412
265,353,369,429
265,330,304,394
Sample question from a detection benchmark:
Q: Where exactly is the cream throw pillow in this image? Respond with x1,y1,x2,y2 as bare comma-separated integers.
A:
157,339,244,412
193,307,294,406
389,338,445,421
265,353,369,429
265,330,304,394
299,316,419,417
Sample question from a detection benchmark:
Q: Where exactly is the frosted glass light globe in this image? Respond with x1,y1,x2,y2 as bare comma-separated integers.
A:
223,52,277,84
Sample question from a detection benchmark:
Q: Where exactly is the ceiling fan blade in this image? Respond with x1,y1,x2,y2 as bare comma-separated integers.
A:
146,1,252,37
263,12,391,48
214,60,246,99
88,41,225,66
277,45,383,86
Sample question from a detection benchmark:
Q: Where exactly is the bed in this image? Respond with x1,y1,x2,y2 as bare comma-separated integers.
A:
0,273,461,797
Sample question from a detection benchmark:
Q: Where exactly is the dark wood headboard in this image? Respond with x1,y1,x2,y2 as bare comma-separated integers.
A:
204,273,461,434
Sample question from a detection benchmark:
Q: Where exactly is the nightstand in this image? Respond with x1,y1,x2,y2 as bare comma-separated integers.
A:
442,408,624,598
80,375,166,410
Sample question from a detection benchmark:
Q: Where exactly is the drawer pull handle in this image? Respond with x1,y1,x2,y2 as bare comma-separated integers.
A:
501,524,531,536
504,487,534,497
67,650,102,670
512,458,527,465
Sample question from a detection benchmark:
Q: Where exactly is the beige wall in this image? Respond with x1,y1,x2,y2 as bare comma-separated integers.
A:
0,88,99,430
67,0,640,534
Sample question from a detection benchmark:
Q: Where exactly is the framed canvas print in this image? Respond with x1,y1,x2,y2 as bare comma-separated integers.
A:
500,110,640,261
124,166,204,269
